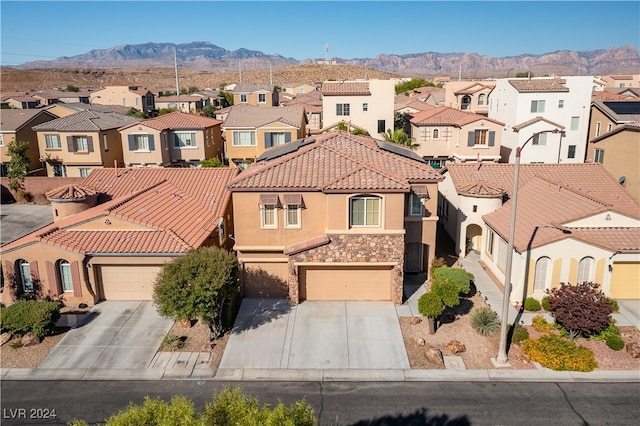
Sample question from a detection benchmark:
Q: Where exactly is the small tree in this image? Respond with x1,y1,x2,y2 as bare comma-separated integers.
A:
432,267,473,295
546,282,612,341
418,291,443,334
6,140,30,194
153,246,239,340
66,84,80,92
380,129,419,150
202,104,216,118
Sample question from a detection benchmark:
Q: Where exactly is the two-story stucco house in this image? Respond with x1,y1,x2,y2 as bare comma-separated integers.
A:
408,106,504,169
232,83,279,107
321,80,395,139
222,105,306,169
443,81,495,116
32,110,137,177
118,111,224,168
280,82,318,97
90,86,156,116
489,77,594,164
280,91,323,133
0,110,57,177
227,131,443,305
439,163,640,302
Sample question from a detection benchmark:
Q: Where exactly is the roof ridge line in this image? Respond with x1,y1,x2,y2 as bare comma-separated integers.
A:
105,179,171,212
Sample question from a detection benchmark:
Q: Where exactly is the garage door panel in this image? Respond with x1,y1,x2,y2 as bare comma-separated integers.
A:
243,262,289,298
610,262,640,299
300,266,391,301
100,266,161,300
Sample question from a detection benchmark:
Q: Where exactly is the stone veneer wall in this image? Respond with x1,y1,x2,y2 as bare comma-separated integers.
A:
288,233,405,305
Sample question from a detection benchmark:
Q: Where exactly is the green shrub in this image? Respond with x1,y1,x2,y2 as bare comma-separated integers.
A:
429,257,447,279
511,323,530,346
162,334,184,352
605,334,625,351
531,315,554,333
104,395,200,426
592,319,620,342
432,267,473,294
523,297,541,312
541,296,551,312
0,300,60,337
607,297,619,312
522,334,597,372
418,291,443,318
431,278,461,308
469,307,500,336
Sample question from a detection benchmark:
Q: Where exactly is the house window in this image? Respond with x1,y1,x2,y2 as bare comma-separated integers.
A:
595,122,601,137
497,238,507,272
232,131,256,146
533,257,551,292
146,95,153,107
58,260,73,292
474,129,488,145
350,196,380,227
174,132,196,148
122,98,127,106
265,132,288,148
532,133,547,146
478,94,486,106
558,100,564,109
377,120,386,134
18,260,33,293
432,129,440,140
52,164,66,177
285,205,300,227
336,103,350,116
79,168,92,177
235,160,251,170
363,103,368,112
567,145,576,159
103,134,109,151
419,127,428,142
570,116,580,131
594,148,604,163
0,134,4,147
606,123,612,132
258,93,266,103
461,95,471,109
45,134,61,149
133,134,150,151
530,100,545,113
410,194,422,216
577,257,594,283
74,136,89,151
240,94,248,103
261,205,276,228
487,231,494,255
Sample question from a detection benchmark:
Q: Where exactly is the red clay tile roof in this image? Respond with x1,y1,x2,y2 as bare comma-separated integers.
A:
322,81,371,96
512,116,564,132
409,106,503,127
457,181,505,198
454,83,495,95
228,131,443,193
46,184,98,201
508,79,569,93
120,111,222,131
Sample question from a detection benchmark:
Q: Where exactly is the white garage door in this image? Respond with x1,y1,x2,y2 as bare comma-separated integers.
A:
100,265,162,300
610,262,640,299
299,265,392,301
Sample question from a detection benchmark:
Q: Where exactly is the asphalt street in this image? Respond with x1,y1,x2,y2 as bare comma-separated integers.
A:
1,380,639,425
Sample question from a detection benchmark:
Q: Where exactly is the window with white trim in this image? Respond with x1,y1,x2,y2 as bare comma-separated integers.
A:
497,238,507,272
410,194,422,216
419,127,428,142
174,132,196,148
532,133,547,146
533,257,551,292
58,260,73,292
530,100,545,113
487,230,494,255
577,257,594,283
52,164,66,177
567,145,576,159
350,196,380,227
240,94,247,103
45,134,61,149
261,205,276,228
0,134,4,147
336,103,350,116
478,94,486,106
258,93,266,103
232,131,256,146
594,148,604,163
132,134,150,151
474,129,488,145
79,168,92,177
570,116,580,131
18,260,33,293
606,123,612,132
595,122,601,137
285,205,300,227
74,136,89,151
432,128,440,140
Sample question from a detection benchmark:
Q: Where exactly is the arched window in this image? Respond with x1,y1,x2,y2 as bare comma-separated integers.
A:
533,257,551,292
461,95,471,109
432,128,440,139
58,260,73,292
18,260,33,293
577,257,594,283
478,94,486,106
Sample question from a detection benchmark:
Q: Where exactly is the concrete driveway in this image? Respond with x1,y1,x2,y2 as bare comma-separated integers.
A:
219,299,410,369
39,301,173,369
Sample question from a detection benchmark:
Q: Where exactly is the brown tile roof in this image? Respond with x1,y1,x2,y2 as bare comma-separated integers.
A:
120,111,222,131
31,110,137,132
46,184,97,201
233,83,274,93
454,83,495,95
457,181,505,198
322,81,370,96
508,79,569,93
228,131,443,193
592,91,635,101
409,106,503,127
223,105,305,128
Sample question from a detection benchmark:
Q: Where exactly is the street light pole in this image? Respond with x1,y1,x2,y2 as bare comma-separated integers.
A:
495,128,566,365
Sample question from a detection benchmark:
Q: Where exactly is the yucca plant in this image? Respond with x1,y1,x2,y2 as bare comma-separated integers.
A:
470,307,500,336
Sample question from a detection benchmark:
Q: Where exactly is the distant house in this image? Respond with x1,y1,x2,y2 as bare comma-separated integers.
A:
443,81,495,116
0,167,239,306
280,82,318,96
118,111,224,168
0,110,57,177
154,94,208,113
280,91,323,132
394,95,435,115
32,110,137,177
222,105,306,169
4,96,40,110
45,102,132,118
232,83,278,107
600,75,640,89
407,106,503,169
90,86,156,116
227,131,443,304
586,100,640,141
321,79,395,138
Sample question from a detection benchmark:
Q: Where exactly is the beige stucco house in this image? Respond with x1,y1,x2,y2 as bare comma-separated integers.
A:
408,106,504,169
439,163,640,302
0,167,238,306
443,81,495,116
90,86,156,115
222,105,306,169
154,95,208,113
32,110,137,177
227,131,443,305
280,82,318,96
118,111,224,168
232,83,278,107
1,110,57,177
280,91,323,132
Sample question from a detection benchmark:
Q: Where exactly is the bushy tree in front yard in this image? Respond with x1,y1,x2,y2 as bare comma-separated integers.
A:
153,246,239,340
545,282,612,341
0,300,61,338
431,267,473,295
6,140,30,194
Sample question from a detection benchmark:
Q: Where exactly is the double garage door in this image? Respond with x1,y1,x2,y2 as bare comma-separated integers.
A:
300,265,392,301
100,265,162,300
610,262,640,299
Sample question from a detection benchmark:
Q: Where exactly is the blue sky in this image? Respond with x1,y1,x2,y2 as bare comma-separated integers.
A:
1,1,638,66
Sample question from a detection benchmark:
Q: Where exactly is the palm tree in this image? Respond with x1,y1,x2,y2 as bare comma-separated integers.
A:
380,129,420,151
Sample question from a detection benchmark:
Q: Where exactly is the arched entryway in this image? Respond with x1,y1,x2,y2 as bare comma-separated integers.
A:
466,224,483,254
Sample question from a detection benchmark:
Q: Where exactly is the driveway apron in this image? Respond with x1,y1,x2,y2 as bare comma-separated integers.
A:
40,301,173,369
219,299,410,369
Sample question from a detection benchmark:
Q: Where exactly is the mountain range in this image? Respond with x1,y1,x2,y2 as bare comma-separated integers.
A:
12,41,640,76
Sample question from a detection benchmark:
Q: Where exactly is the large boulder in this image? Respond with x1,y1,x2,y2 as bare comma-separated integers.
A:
1,332,11,346
409,317,422,325
446,340,466,354
21,332,40,347
626,342,640,358
424,346,444,366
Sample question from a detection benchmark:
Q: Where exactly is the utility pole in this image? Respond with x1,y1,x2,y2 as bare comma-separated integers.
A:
174,47,181,111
